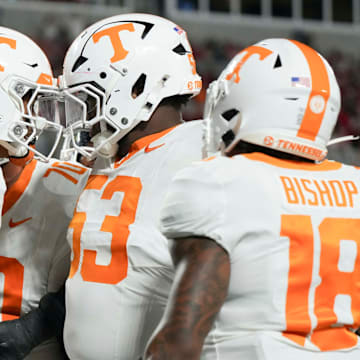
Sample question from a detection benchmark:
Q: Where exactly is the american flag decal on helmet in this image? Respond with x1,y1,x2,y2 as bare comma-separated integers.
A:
173,26,184,35
291,76,310,88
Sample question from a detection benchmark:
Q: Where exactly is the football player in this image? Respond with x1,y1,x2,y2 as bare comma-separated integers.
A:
145,39,360,359
60,13,204,360
0,27,90,359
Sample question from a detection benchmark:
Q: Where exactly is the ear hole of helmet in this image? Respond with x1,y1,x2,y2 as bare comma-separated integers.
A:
132,73,147,99
221,109,239,121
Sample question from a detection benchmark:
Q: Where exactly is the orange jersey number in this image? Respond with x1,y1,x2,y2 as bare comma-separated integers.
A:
0,256,24,321
281,215,360,350
69,175,142,284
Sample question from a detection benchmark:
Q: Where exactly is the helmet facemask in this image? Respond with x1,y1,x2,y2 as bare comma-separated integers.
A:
62,82,120,161
0,27,63,162
1,76,62,161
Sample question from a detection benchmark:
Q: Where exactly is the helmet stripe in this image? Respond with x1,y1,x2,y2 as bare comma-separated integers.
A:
291,40,330,141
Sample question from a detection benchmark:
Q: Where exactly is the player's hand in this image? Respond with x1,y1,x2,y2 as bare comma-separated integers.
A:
0,317,34,359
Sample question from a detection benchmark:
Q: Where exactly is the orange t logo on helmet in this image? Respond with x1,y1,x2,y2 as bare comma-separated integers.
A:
226,46,273,83
92,23,135,63
0,36,16,72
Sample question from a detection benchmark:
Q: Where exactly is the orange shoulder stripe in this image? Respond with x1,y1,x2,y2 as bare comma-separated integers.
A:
3,159,37,215
114,125,177,168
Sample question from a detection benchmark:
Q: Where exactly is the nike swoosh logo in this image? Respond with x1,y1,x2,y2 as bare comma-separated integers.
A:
9,217,32,228
144,143,165,153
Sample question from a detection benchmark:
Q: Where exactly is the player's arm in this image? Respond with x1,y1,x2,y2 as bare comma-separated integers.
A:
0,284,66,359
145,236,230,360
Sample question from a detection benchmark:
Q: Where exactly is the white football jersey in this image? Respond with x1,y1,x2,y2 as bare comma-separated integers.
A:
160,152,360,360
64,121,204,360
0,158,90,360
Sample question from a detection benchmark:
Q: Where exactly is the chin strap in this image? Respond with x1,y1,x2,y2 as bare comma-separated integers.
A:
328,135,360,146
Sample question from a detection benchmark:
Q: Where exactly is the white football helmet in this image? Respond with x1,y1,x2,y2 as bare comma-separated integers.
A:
204,38,341,161
0,27,62,161
61,13,202,160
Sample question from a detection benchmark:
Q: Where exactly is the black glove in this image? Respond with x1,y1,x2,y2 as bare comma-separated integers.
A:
0,310,44,359
0,285,65,360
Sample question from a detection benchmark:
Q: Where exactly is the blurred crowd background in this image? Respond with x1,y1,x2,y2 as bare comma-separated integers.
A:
1,0,359,164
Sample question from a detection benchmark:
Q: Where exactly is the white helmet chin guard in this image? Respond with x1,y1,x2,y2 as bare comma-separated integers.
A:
61,13,202,161
0,27,62,162
204,38,341,161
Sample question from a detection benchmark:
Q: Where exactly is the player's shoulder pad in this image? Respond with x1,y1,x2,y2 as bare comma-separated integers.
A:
168,120,204,151
39,159,91,196
160,157,225,241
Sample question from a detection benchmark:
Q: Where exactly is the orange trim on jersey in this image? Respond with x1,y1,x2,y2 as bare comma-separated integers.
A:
114,126,177,168
242,152,342,171
2,159,37,215
9,150,34,167
202,156,216,162
290,40,331,141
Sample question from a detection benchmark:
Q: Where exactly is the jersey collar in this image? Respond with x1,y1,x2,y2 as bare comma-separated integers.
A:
243,152,342,171
114,125,177,168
